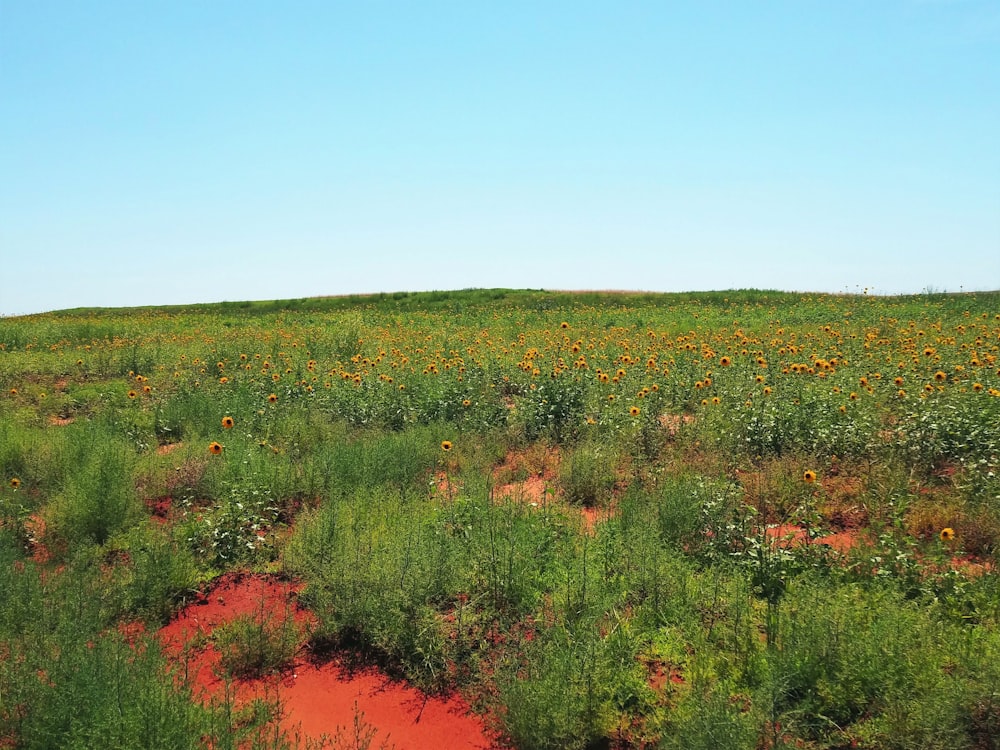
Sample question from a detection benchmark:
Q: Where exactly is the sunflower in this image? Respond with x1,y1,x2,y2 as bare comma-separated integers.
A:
127,390,138,399
803,469,817,483
208,442,223,455
8,388,16,396
934,371,947,382
629,406,640,417
221,416,234,429
268,393,278,403
940,527,955,541
711,397,720,405
441,440,453,452
9,478,20,489
719,356,731,367
560,322,570,329
973,383,983,392
462,399,471,407
762,386,772,396
142,385,152,394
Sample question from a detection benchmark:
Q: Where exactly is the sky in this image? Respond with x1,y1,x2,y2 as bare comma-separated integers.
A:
2,1,999,316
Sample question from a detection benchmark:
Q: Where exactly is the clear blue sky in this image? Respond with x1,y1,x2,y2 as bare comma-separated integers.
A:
2,1,998,315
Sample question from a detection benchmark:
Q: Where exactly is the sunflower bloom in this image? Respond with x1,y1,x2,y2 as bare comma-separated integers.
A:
208,442,223,455
221,416,234,429
441,440,453,452
803,469,817,483
268,393,278,403
940,527,955,541
629,406,640,417
127,390,138,399
9,478,20,489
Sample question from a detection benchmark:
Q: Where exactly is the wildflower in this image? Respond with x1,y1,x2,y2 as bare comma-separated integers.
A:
803,469,817,483
9,478,20,489
268,393,278,403
972,383,983,392
934,371,947,382
629,406,640,417
127,390,138,399
560,322,570,329
462,399,471,407
940,527,955,541
208,442,223,455
219,376,229,384
763,386,772,396
221,416,234,429
441,440,453,452
711,397,720,405
8,388,16,396
142,385,152,394
720,356,731,367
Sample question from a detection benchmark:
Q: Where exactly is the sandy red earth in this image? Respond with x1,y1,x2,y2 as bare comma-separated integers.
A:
156,573,497,749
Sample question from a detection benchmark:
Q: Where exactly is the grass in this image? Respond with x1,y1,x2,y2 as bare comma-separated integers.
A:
1,288,999,748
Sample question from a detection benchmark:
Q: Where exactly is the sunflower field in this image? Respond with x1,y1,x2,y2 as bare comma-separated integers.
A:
1,288,999,749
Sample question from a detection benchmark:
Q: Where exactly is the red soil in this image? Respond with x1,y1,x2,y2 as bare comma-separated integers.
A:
157,573,496,749
765,524,863,554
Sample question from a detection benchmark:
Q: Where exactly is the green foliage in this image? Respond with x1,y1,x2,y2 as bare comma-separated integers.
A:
215,606,301,679
559,440,618,507
49,429,140,548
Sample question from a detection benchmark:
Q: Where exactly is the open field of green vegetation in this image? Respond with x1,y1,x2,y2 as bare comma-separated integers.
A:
2,288,1000,749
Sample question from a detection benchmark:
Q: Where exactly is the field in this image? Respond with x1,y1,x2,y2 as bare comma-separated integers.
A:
2,288,1000,749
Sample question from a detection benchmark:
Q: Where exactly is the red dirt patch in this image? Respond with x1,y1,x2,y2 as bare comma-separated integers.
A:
765,524,864,554
158,573,496,749
657,413,694,436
